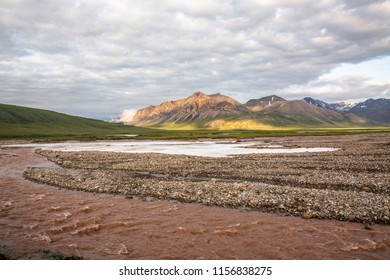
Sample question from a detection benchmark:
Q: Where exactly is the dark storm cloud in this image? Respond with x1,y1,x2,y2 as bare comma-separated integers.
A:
0,0,389,119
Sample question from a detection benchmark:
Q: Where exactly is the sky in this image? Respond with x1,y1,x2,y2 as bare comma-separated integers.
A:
1,0,389,120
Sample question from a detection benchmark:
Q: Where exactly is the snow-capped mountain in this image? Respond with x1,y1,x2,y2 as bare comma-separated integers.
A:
330,101,358,112
303,97,358,112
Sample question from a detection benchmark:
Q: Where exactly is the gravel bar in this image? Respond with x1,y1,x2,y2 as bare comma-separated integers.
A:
23,134,390,224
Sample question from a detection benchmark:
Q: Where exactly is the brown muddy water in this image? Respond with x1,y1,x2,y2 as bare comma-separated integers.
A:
0,148,389,259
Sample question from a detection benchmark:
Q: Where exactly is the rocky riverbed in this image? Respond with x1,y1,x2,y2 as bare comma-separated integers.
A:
24,134,390,224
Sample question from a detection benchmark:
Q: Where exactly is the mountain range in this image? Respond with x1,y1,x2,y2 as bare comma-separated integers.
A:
302,97,390,123
129,92,389,129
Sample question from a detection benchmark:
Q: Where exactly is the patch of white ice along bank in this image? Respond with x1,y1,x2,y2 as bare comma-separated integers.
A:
5,141,338,157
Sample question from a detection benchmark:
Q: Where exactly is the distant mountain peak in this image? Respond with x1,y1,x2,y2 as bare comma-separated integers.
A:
130,92,248,125
302,97,335,111
330,100,358,112
245,95,285,111
192,91,207,97
303,97,361,112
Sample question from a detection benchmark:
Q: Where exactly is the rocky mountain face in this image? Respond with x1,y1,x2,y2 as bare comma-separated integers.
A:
129,92,387,128
131,92,250,125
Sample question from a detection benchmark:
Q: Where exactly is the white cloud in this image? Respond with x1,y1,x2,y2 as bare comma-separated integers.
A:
118,109,137,123
0,0,389,119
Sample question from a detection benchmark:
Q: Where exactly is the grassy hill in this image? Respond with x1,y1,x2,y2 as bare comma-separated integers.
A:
0,103,155,140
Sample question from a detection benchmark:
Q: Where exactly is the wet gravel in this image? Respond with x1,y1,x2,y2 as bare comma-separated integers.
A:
23,134,390,224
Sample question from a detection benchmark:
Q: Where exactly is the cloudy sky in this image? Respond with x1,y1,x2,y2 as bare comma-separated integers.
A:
1,0,389,120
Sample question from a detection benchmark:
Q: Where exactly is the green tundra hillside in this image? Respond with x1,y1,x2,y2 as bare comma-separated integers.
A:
0,103,153,140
